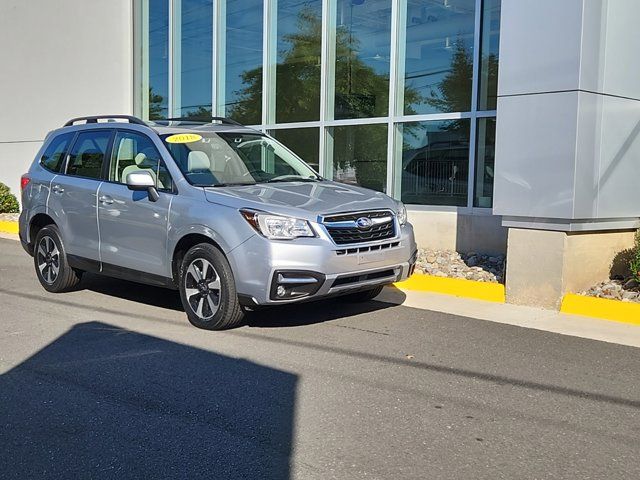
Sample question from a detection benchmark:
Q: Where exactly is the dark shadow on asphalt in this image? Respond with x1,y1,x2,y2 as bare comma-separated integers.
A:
245,296,405,328
79,272,406,328
80,272,184,312
0,322,297,479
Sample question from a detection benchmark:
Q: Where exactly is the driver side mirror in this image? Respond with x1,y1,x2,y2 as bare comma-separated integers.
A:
126,171,159,202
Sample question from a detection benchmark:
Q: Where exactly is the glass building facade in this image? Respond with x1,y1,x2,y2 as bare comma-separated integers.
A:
134,0,500,209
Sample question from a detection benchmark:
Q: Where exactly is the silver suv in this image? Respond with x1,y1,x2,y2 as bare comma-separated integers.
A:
19,115,417,329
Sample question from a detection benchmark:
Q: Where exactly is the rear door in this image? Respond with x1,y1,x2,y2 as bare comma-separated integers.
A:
97,130,174,278
47,129,113,262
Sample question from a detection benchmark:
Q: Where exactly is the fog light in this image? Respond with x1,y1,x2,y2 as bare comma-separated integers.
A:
276,285,286,297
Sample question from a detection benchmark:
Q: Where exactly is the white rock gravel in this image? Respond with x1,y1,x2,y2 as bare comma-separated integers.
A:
581,278,640,304
414,249,505,284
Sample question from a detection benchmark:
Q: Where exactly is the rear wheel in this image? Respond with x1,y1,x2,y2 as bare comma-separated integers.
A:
178,243,244,330
33,225,82,292
339,285,385,303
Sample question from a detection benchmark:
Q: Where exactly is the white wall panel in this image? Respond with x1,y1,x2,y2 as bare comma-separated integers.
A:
0,0,133,195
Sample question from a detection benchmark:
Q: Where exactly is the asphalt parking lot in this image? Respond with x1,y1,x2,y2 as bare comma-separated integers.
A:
1,237,639,479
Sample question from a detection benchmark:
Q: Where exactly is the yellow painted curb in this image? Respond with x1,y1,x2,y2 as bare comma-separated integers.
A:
0,220,18,234
560,294,640,326
394,274,505,303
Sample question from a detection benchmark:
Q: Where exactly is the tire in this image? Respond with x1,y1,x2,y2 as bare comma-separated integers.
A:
33,224,82,292
339,285,385,303
178,243,244,330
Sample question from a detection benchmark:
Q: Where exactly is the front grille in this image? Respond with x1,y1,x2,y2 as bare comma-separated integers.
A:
322,210,396,245
335,241,400,256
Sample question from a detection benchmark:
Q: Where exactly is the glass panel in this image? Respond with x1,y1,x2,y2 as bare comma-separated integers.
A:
473,117,496,207
162,133,319,186
400,120,470,206
66,131,112,180
275,0,323,123
271,128,320,172
334,0,392,120
110,132,174,192
223,0,263,125
332,124,388,193
403,0,475,115
478,0,501,110
40,133,74,173
179,0,213,118
149,0,169,119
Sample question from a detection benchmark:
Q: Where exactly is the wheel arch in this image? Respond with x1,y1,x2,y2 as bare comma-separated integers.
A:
29,213,57,247
171,232,226,285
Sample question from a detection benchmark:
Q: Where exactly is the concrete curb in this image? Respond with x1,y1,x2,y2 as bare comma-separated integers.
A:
561,294,640,326
394,274,506,303
0,220,18,235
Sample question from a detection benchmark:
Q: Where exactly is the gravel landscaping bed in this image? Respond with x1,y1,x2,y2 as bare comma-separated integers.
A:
581,278,640,304
0,213,19,222
415,249,505,284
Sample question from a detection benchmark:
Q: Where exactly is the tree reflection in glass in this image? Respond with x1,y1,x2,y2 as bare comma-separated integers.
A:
403,0,475,115
223,0,263,125
334,0,391,119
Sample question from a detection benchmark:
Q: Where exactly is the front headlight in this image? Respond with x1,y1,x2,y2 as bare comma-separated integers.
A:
396,202,408,226
240,210,315,240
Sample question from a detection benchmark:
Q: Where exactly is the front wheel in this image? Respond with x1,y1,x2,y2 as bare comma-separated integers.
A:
339,285,385,303
178,243,244,330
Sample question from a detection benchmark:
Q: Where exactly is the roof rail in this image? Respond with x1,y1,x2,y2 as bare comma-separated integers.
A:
158,116,243,126
63,115,147,127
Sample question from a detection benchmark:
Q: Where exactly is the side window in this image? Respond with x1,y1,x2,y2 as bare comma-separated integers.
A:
110,131,174,192
66,130,112,179
40,132,74,173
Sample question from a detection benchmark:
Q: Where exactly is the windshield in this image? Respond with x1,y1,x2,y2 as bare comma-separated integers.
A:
161,132,320,187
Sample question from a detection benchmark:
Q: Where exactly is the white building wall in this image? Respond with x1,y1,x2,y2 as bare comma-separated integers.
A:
0,0,133,197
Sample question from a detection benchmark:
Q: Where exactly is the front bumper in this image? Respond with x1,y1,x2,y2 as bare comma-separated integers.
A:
228,222,417,306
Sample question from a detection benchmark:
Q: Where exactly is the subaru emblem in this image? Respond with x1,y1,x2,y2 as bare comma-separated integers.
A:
355,217,373,229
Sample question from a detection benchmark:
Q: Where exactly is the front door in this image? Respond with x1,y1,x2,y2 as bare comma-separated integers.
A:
97,130,175,279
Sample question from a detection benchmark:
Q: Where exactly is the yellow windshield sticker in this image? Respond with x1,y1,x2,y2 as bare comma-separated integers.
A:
165,133,202,144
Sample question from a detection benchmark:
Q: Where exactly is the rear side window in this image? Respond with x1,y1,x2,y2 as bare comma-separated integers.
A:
66,130,112,179
40,132,74,172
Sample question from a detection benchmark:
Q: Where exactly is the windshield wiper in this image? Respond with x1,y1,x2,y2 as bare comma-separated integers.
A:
210,182,257,187
263,176,320,183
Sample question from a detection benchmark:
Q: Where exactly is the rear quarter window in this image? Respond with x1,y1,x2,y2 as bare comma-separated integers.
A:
40,132,75,173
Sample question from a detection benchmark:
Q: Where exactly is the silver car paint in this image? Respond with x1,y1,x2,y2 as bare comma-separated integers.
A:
21,121,416,305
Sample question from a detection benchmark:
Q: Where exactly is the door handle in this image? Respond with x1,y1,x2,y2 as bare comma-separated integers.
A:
52,185,64,194
99,195,114,205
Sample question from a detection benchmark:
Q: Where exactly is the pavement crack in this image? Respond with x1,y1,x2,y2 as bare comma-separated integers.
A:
331,324,390,336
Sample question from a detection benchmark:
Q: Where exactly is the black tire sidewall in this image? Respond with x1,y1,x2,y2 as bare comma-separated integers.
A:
178,243,243,330
33,225,75,292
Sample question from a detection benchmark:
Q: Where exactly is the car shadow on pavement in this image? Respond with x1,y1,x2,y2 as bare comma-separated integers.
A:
80,272,184,311
0,322,297,479
245,295,406,328
79,272,407,329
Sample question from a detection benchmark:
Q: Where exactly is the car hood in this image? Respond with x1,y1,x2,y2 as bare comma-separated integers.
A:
203,181,398,220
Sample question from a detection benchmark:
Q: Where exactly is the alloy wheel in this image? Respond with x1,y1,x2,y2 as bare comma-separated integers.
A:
184,258,222,320
37,235,60,284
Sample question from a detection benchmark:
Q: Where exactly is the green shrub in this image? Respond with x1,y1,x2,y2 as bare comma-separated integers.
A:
630,229,640,283
0,182,19,214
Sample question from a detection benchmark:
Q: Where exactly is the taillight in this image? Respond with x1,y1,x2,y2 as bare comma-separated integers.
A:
20,175,30,190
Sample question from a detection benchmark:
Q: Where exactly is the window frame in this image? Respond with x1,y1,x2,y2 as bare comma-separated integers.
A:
106,129,177,194
39,132,76,173
62,129,115,182
134,0,500,212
